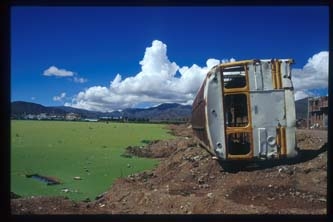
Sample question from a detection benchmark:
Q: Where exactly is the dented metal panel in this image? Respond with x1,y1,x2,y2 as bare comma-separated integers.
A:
284,89,297,157
250,91,286,127
192,59,297,162
280,62,293,88
206,67,226,159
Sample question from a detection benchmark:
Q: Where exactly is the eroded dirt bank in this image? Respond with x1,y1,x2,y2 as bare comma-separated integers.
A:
11,125,327,214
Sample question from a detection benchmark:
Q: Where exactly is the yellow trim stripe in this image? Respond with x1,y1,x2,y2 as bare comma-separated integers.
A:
276,60,282,89
280,127,287,156
277,127,287,156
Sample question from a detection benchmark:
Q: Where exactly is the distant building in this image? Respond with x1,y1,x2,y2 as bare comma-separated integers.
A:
25,114,37,120
65,113,81,121
49,115,65,120
308,96,328,129
37,113,48,120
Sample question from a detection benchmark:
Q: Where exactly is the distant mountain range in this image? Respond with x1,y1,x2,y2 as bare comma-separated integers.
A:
11,98,308,121
11,101,192,121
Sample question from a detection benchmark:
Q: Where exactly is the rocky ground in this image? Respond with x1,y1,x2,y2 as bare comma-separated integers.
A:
11,125,327,215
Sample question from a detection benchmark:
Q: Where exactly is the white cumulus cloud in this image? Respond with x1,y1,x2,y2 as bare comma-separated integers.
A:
73,77,88,83
292,51,328,100
43,66,74,77
65,40,228,112
53,92,66,102
43,65,88,84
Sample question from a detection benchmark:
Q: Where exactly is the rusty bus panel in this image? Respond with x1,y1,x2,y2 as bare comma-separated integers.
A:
191,59,297,162
191,79,210,147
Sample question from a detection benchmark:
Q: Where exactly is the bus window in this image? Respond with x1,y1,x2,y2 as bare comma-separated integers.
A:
224,94,248,127
227,132,251,155
223,66,246,89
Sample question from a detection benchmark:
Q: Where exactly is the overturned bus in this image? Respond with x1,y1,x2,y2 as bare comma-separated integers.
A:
192,59,298,162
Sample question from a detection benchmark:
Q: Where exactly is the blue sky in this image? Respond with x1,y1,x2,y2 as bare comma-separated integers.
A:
11,6,329,111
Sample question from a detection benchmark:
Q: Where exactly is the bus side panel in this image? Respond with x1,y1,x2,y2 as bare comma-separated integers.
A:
206,68,226,159
248,61,274,91
192,79,210,148
250,91,286,159
284,89,297,157
280,61,293,88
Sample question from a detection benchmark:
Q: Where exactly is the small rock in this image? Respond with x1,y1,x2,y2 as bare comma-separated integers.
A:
318,198,326,202
312,178,321,184
198,178,205,184
95,193,105,200
202,184,210,189
193,155,200,161
73,176,82,180
207,193,213,198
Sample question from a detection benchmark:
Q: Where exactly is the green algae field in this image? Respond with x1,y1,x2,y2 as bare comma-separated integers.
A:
11,120,174,201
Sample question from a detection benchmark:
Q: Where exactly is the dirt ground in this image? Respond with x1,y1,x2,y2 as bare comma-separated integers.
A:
11,124,328,215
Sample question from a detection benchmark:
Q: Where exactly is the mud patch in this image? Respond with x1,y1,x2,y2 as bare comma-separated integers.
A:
228,185,326,210
26,174,61,185
124,145,152,158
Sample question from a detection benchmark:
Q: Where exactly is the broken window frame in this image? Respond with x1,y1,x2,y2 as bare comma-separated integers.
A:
226,132,252,155
224,93,249,127
222,65,249,92
221,64,253,159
